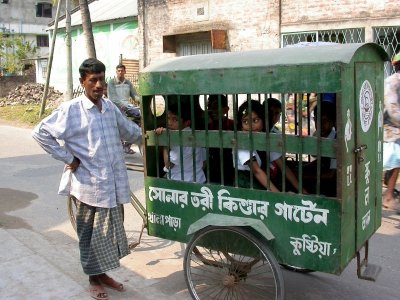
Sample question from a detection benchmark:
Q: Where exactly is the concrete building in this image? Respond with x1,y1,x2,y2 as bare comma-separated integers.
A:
0,0,65,78
138,0,400,76
47,0,138,92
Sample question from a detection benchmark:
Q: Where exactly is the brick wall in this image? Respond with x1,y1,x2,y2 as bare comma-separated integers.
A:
281,0,400,33
140,0,280,68
0,75,35,98
140,0,400,68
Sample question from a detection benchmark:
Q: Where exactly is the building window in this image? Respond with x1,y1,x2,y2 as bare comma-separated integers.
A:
40,60,48,79
36,2,52,18
41,66,47,78
374,26,400,76
163,30,227,56
37,35,49,47
1,0,9,4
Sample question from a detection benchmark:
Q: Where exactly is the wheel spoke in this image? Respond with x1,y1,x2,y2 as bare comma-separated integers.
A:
184,226,284,300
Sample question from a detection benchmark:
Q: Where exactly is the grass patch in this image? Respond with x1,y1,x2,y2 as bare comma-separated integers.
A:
0,104,53,128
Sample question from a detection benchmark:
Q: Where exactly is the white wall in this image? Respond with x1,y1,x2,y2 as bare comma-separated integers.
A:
49,22,139,93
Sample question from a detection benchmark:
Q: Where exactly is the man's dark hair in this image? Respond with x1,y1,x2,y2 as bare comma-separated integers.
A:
116,64,126,70
79,58,106,79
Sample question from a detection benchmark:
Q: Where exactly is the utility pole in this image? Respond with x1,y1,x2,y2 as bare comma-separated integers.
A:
39,0,63,117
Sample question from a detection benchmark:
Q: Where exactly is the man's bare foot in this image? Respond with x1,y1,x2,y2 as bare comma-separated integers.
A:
97,273,124,292
383,197,400,211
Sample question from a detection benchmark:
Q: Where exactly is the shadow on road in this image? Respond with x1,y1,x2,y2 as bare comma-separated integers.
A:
0,187,37,229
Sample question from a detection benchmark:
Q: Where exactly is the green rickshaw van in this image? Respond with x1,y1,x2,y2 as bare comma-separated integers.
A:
138,42,389,300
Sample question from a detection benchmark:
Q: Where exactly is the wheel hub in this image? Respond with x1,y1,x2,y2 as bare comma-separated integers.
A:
222,274,237,287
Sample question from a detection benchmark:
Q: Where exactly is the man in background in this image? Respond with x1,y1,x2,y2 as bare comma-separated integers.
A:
108,64,140,154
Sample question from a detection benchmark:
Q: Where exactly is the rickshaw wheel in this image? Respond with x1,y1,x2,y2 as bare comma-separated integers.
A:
67,196,77,232
67,196,125,232
183,226,284,300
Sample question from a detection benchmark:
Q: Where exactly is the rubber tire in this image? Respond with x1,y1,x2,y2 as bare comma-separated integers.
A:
183,226,284,300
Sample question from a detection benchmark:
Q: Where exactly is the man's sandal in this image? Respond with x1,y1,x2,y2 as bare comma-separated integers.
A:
98,274,124,292
89,282,108,300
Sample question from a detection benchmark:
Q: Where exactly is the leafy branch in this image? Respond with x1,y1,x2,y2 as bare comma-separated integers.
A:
0,33,37,75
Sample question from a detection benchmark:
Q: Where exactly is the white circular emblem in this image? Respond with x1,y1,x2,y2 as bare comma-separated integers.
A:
359,80,374,133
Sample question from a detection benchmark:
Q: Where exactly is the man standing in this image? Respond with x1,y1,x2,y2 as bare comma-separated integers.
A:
107,63,140,154
32,58,142,299
383,52,400,214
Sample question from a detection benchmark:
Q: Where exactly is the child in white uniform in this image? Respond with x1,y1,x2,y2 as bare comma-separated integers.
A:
155,101,206,183
235,100,304,193
234,100,280,192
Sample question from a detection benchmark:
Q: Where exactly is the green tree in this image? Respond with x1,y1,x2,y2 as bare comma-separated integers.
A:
0,33,37,75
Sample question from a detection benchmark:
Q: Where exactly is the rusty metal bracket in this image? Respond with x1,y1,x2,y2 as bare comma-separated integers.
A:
356,240,381,281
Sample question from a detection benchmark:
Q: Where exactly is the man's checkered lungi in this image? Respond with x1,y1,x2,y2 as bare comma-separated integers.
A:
73,197,130,275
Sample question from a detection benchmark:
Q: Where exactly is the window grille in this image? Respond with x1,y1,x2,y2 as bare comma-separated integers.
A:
282,28,365,48
281,26,400,76
374,26,400,76
41,66,47,79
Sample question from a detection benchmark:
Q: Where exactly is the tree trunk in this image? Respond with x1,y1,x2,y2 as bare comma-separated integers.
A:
79,0,96,58
40,0,63,117
65,0,73,101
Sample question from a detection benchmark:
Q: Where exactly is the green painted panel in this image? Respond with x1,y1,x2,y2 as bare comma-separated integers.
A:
139,43,388,96
145,177,342,274
338,66,357,267
146,130,337,158
114,22,137,30
93,24,110,33
139,65,342,95
354,62,383,249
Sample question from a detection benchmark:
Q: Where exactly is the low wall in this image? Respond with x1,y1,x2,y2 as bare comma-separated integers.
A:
0,75,35,98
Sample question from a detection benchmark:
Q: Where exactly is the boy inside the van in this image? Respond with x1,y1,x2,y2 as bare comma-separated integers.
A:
302,95,337,197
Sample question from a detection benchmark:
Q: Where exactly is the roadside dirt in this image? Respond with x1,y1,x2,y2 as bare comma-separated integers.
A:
0,118,34,129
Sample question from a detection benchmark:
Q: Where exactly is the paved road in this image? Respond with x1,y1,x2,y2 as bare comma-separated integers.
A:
0,123,399,299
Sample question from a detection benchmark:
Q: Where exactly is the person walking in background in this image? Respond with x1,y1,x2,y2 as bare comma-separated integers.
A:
32,58,142,300
382,52,400,213
107,63,140,154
